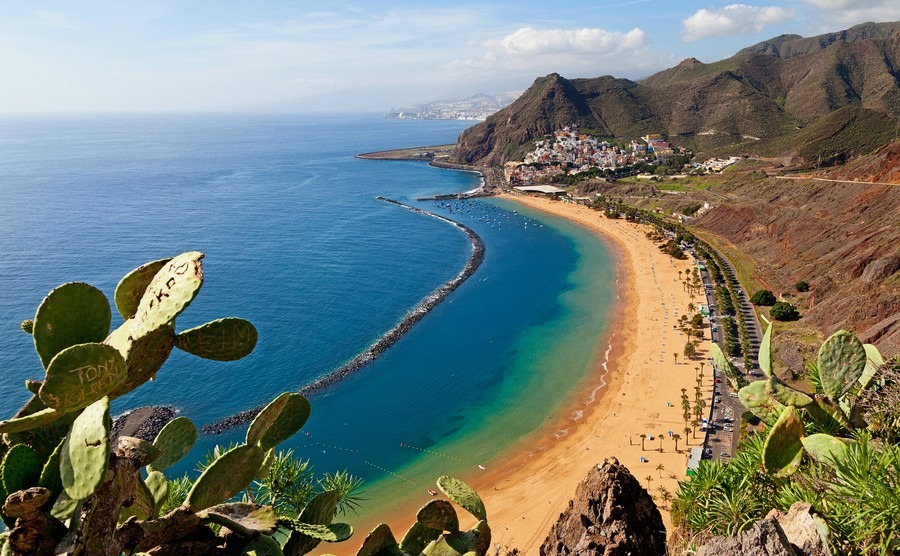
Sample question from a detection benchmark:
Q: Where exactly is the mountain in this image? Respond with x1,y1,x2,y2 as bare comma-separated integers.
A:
455,21,900,167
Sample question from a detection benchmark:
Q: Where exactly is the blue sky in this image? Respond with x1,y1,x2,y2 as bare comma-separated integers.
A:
1,1,897,112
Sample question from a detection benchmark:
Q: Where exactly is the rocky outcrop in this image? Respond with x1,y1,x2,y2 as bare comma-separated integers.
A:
697,518,796,556
697,503,832,556
539,458,666,556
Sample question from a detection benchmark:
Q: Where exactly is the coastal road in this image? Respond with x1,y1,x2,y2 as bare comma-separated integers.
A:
690,245,763,461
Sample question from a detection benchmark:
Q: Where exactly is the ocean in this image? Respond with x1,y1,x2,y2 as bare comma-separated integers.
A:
0,113,615,519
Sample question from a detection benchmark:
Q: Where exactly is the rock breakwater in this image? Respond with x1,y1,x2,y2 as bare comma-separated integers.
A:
201,197,485,435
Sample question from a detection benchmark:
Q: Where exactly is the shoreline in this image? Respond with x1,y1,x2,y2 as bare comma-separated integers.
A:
337,192,711,555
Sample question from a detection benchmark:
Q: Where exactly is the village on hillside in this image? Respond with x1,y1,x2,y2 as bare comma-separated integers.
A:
503,126,740,185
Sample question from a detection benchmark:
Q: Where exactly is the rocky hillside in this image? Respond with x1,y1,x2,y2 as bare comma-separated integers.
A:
455,21,900,167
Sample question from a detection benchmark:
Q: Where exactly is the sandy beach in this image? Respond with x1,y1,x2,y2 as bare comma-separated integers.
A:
339,193,712,554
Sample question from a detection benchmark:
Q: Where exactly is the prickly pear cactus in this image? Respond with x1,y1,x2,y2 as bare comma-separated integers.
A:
437,476,486,521
247,392,311,451
356,523,402,556
416,500,459,532
174,317,258,361
132,251,204,338
282,490,341,556
114,257,172,320
32,282,111,369
763,406,805,477
39,343,126,413
400,521,442,555
147,416,197,473
817,330,866,400
801,434,852,466
60,396,111,500
759,323,773,377
185,444,266,510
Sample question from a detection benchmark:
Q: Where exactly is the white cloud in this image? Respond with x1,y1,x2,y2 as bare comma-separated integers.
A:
682,4,796,41
447,26,665,83
801,0,900,27
485,27,647,56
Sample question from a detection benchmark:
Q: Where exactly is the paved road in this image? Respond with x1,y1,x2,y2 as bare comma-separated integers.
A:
689,245,764,462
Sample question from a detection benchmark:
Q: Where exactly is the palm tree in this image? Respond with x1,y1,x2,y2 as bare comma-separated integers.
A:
673,433,682,452
656,463,666,478
684,427,692,443
640,433,647,451
690,419,699,438
658,486,672,510
673,353,678,366
645,475,654,487
658,433,665,452
687,302,696,315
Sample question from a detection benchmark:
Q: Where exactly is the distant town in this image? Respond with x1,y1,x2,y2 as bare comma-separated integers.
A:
386,91,522,120
504,126,740,184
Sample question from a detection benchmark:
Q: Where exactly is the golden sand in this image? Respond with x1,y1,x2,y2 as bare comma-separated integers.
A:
338,193,712,555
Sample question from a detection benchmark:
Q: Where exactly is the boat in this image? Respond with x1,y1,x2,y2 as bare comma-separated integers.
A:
427,489,438,496
478,465,486,471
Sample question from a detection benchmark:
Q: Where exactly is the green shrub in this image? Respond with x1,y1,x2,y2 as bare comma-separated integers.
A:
750,289,776,306
795,280,810,292
771,301,801,321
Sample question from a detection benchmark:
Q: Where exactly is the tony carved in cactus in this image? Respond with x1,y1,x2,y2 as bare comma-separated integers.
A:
735,325,886,476
1,253,492,556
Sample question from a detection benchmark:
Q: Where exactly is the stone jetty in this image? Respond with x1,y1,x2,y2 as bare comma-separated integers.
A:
201,197,485,435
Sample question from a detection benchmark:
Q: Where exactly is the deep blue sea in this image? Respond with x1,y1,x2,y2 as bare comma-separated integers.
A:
0,114,615,518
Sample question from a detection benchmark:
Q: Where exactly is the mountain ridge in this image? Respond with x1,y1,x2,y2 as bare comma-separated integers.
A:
455,21,900,168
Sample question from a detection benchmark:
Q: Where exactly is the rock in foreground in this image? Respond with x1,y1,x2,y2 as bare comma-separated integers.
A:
540,457,666,556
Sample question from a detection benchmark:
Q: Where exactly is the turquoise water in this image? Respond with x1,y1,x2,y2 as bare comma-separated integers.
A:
0,114,615,517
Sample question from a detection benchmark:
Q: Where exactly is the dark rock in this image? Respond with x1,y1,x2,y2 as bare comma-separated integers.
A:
540,458,666,556
697,517,796,556
110,406,176,442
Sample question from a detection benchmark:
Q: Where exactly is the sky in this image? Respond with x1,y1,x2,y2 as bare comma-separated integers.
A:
1,1,898,113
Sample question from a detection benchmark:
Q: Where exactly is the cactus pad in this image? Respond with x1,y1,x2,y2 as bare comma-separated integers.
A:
759,324,773,377
185,444,265,510
400,521,442,555
132,252,204,339
0,407,64,435
243,534,284,556
766,376,813,408
416,500,460,532
198,503,278,537
858,343,885,390
38,439,65,507
148,416,197,473
356,523,402,556
39,343,126,413
763,406,805,477
445,523,489,556
32,282,112,370
711,343,741,390
114,258,171,320
144,471,168,516
422,536,461,556
174,318,258,361
437,477,486,521
817,330,866,400
801,434,851,466
738,380,784,425
279,521,353,542
2,444,42,498
281,490,341,555
60,396,111,501
246,393,311,451
106,322,176,398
